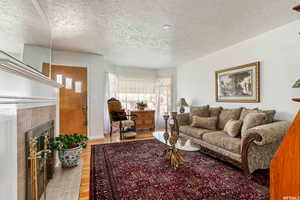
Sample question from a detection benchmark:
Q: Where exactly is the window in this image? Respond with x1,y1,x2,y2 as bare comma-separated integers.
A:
75,81,82,93
109,74,157,111
107,73,172,127
65,78,72,89
157,78,172,115
56,74,63,84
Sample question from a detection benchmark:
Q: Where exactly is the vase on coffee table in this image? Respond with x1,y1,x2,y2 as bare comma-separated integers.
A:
162,112,184,169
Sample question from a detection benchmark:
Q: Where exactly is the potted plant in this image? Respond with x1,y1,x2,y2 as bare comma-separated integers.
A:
51,134,88,168
136,101,148,110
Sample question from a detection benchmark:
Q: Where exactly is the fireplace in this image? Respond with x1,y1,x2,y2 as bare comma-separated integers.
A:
25,120,55,200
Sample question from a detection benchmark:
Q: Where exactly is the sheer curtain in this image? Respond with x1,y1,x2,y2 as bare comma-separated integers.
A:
155,78,172,128
103,73,120,134
117,76,157,111
104,72,172,134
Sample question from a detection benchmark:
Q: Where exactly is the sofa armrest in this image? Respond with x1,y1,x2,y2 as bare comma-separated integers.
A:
176,113,190,126
243,121,290,146
240,120,290,176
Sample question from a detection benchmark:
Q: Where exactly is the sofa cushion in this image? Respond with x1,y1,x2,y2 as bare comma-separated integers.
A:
224,119,242,137
241,113,266,137
209,107,223,117
191,116,217,130
218,108,242,130
179,125,210,139
202,131,241,154
259,109,276,124
239,108,258,121
190,105,210,118
177,113,191,126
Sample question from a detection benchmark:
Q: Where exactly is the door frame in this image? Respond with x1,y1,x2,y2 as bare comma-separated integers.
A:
43,63,90,137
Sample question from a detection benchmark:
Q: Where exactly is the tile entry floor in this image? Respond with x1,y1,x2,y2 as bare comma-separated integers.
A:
41,160,83,200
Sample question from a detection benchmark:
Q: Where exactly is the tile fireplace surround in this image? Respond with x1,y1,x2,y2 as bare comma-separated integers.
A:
18,105,56,200
0,56,61,200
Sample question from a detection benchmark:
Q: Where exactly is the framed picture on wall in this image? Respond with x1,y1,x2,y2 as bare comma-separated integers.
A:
215,62,260,103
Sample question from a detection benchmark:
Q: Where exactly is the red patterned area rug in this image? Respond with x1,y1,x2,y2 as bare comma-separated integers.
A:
90,139,269,200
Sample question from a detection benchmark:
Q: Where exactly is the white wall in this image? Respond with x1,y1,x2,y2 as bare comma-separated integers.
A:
23,44,51,72
0,105,17,200
177,20,300,121
51,50,106,139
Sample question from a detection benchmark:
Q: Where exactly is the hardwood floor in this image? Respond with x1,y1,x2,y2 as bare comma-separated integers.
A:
79,130,155,200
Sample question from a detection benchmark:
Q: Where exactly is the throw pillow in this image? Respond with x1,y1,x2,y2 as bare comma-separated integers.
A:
241,113,266,137
224,119,242,137
259,109,276,124
209,107,223,117
239,108,258,121
217,108,242,130
190,105,210,121
191,116,217,130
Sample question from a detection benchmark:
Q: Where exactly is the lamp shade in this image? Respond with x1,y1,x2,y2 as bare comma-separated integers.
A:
292,79,300,88
177,98,189,107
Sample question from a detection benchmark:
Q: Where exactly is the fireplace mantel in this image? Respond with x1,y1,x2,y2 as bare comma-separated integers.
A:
0,58,62,104
0,59,61,88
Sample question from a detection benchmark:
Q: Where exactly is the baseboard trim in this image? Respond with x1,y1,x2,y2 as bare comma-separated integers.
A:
88,135,104,140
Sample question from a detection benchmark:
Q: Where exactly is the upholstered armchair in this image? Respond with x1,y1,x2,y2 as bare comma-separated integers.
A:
107,98,137,139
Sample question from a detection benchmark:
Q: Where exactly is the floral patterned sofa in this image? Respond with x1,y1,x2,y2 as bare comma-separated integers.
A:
177,106,290,176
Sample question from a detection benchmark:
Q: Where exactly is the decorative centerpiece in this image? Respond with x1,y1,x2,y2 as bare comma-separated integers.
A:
163,112,184,169
136,101,148,110
51,134,88,168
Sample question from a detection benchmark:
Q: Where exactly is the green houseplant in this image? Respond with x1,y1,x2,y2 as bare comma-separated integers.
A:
51,134,88,168
136,101,148,110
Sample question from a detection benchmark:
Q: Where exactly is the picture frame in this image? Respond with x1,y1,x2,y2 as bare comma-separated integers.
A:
215,62,260,103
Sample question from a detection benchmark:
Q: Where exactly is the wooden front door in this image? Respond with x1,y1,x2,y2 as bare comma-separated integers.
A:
44,64,88,135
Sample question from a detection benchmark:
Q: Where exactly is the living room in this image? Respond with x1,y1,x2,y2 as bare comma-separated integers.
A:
0,1,299,200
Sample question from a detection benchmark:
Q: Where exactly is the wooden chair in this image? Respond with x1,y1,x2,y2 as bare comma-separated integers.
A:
107,98,137,139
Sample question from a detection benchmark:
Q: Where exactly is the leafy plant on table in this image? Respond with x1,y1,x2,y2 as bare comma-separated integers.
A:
136,101,148,108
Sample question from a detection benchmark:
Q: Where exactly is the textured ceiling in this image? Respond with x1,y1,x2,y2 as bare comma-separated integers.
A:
0,0,51,58
1,0,299,67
